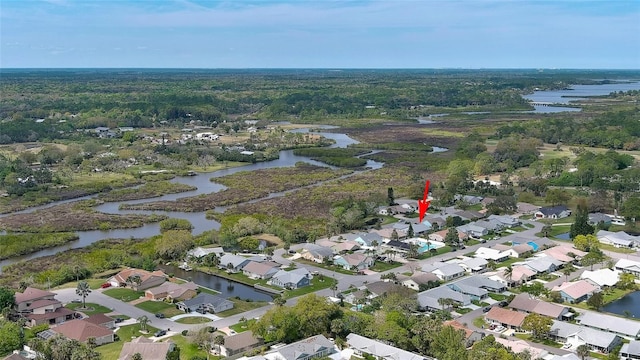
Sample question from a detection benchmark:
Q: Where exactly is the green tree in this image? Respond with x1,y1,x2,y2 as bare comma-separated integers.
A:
617,272,637,290
587,292,604,310
581,248,606,270
155,230,194,260
520,282,545,298
137,315,150,332
273,295,286,307
387,187,395,206
75,281,91,309
0,287,15,312
430,324,467,360
159,218,193,233
521,313,553,340
541,223,552,237
407,223,414,238
576,344,590,360
0,319,23,356
621,196,640,220
444,227,459,247
570,199,594,238
545,188,570,206
549,291,563,303
238,236,259,251
573,234,599,252
131,353,142,360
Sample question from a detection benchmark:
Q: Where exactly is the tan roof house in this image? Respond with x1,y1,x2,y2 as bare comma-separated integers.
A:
552,280,599,303
145,282,198,301
52,319,114,345
109,268,167,291
242,261,281,280
84,314,116,329
118,336,176,360
220,331,264,357
485,307,526,330
15,287,56,312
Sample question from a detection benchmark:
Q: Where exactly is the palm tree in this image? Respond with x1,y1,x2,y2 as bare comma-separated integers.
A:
132,353,143,360
137,315,150,332
576,344,589,360
504,266,513,286
239,316,248,328
126,275,142,289
273,295,286,307
330,283,338,297
562,265,574,282
76,281,91,309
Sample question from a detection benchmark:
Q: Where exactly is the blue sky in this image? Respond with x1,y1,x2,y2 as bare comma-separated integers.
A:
1,0,639,68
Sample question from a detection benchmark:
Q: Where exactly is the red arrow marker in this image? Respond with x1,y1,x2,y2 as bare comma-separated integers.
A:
418,180,431,223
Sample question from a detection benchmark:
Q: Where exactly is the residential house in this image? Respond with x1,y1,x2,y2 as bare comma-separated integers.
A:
524,255,562,274
220,331,263,357
474,247,510,262
333,253,374,271
346,333,432,360
597,230,639,248
551,280,599,303
535,205,571,219
15,287,56,313
517,202,540,215
457,223,489,238
187,246,224,259
455,210,485,221
332,241,361,253
353,232,383,248
550,320,622,353
401,272,440,291
376,227,408,240
485,307,526,330
474,218,504,233
442,320,484,347
589,213,612,226
417,286,471,311
580,269,621,288
25,303,75,327
385,240,411,252
424,216,446,230
119,336,175,360
84,314,116,329
620,340,640,360
448,276,506,299
489,265,537,287
615,258,640,277
508,293,570,320
505,244,534,258
455,194,484,205
144,282,198,301
542,246,586,263
365,281,407,298
577,312,640,339
49,319,114,345
460,257,489,273
261,335,336,360
219,254,251,273
422,262,466,281
177,293,234,314
109,268,167,291
269,268,312,289
429,228,467,243
487,214,521,228
301,244,334,264
242,261,281,280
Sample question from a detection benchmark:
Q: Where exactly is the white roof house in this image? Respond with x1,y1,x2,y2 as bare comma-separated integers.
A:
346,333,432,360
474,247,510,262
550,320,622,353
615,258,640,277
620,340,640,360
417,286,471,311
579,268,620,288
597,230,639,248
187,246,224,258
577,312,640,339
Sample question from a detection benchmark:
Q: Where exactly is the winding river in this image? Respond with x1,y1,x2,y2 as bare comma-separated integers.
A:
0,128,386,269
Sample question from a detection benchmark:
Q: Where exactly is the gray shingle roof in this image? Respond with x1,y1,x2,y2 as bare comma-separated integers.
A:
577,312,640,338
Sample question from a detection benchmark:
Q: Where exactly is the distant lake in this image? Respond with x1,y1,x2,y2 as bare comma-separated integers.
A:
603,290,640,318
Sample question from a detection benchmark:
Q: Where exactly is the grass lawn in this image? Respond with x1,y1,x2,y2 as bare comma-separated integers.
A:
103,288,145,302
135,301,183,317
514,334,562,348
169,334,220,360
418,246,452,260
216,299,269,317
230,318,256,333
456,308,472,314
284,277,337,298
473,316,486,328
510,226,527,232
96,323,160,360
369,261,402,272
175,317,212,325
497,257,521,268
197,286,221,296
598,243,637,254
488,293,508,301
66,302,112,315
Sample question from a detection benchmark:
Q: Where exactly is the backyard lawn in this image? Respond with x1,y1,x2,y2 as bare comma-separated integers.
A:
66,302,112,315
369,261,402,272
135,300,183,317
169,334,219,360
230,318,256,333
283,277,337,298
103,288,145,302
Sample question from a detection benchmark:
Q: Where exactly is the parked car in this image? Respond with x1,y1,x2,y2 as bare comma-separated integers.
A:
154,330,167,337
482,306,491,313
101,283,112,289
114,317,124,323
71,299,82,303
155,313,165,319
